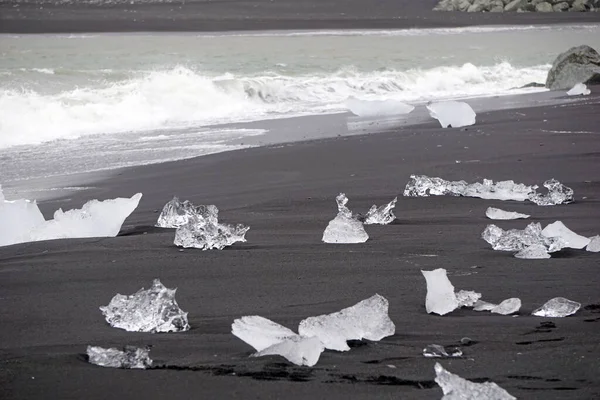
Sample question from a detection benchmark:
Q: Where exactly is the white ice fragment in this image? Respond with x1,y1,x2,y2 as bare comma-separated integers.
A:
322,193,368,243
422,269,459,316
482,223,564,253
434,362,516,400
456,290,482,307
86,345,152,369
156,196,208,228
473,300,496,311
491,298,521,315
100,279,190,333
423,344,462,358
587,235,600,252
532,297,581,317
253,336,325,367
298,294,395,351
541,221,591,249
567,83,591,96
515,244,551,259
346,97,415,118
528,179,574,206
485,207,530,220
0,185,46,247
363,197,397,225
426,101,476,128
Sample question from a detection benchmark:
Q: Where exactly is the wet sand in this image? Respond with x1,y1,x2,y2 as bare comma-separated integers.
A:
1,92,600,399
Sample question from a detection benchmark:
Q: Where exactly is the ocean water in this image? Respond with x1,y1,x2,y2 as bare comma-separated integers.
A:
1,24,599,187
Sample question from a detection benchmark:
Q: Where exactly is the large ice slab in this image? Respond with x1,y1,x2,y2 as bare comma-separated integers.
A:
298,294,395,351
532,297,581,317
363,197,397,225
567,83,591,96
156,196,208,228
482,223,564,253
346,97,415,118
434,362,516,400
86,345,152,369
100,279,190,333
485,207,530,220
587,235,600,252
426,101,476,128
541,221,591,249
421,269,480,316
322,193,369,243
0,186,141,247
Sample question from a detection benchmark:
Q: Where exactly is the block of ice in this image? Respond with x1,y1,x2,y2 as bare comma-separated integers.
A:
423,344,462,358
456,290,482,307
528,179,574,206
254,336,325,367
532,297,581,317
482,223,564,253
422,269,459,316
434,362,516,400
86,345,152,369
363,197,397,225
491,298,521,315
567,83,591,96
0,185,46,247
541,221,591,249
587,235,600,252
346,97,415,118
515,244,551,259
322,193,368,244
156,196,212,228
426,101,476,128
473,300,496,311
100,279,190,333
298,294,395,351
485,207,530,220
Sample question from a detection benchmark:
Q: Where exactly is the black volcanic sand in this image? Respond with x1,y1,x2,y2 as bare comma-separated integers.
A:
2,93,600,400
2,0,600,33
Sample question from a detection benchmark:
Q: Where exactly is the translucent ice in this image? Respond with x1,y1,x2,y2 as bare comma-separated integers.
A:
473,300,496,311
86,345,152,369
422,269,480,316
0,185,46,247
491,298,521,315
485,207,530,220
567,83,591,96
455,290,482,307
253,336,325,367
322,193,368,244
298,294,395,351
532,297,581,317
529,179,574,206
541,221,591,249
346,97,415,118
156,196,210,228
423,344,462,358
427,101,476,128
587,235,600,252
515,244,551,259
363,197,397,225
100,279,190,333
434,362,516,400
482,223,564,253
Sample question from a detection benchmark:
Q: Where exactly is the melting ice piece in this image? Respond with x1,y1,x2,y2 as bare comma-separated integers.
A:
434,362,516,400
528,179,574,206
485,207,530,220
254,336,325,367
322,193,368,243
86,345,152,369
174,205,249,250
491,298,521,315
0,185,46,247
422,269,458,315
482,223,564,253
100,279,190,333
587,235,600,252
473,300,496,311
364,197,397,225
423,344,462,358
298,294,395,351
515,244,551,259
456,290,482,307
567,83,591,96
541,221,591,249
156,196,209,228
532,297,581,317
346,97,415,118
426,101,476,128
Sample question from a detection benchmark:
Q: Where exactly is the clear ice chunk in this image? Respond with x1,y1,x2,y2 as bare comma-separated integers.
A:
423,344,462,358
156,196,211,228
528,179,574,206
0,185,46,247
532,297,581,317
346,97,415,118
426,101,476,128
100,279,190,333
491,298,521,315
456,290,482,307
253,335,325,367
541,221,591,249
434,362,516,400
587,235,600,252
485,207,530,220
567,83,591,96
86,345,152,369
363,197,397,225
473,300,496,311
482,223,564,253
298,294,395,351
515,244,551,259
322,193,369,244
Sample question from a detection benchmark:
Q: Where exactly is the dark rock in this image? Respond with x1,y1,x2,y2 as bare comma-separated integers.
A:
546,45,600,90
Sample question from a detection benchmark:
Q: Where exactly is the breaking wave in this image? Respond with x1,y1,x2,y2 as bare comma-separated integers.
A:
0,62,549,148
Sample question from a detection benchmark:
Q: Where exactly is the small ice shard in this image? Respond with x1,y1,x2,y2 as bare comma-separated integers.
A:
515,244,551,259
322,193,369,243
86,345,152,369
100,279,190,333
528,179,574,206
456,290,482,307
363,197,397,225
541,221,591,249
532,297,581,317
156,196,208,228
491,298,521,315
423,344,462,358
485,207,530,220
473,300,496,311
434,362,516,400
587,235,600,252
426,101,476,128
567,83,591,96
482,223,564,253
253,336,325,367
298,294,395,351
173,204,249,250
346,97,415,117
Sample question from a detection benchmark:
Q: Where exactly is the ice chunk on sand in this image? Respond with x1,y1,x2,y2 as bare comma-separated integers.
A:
426,101,476,128
363,197,397,225
532,297,581,317
587,235,600,252
298,294,395,351
528,179,574,206
434,362,516,400
322,193,368,243
86,345,152,369
156,196,210,228
567,83,591,96
473,300,496,311
482,223,564,253
100,279,190,333
346,97,415,118
515,244,551,259
174,204,249,250
455,290,482,307
0,185,46,247
485,207,530,220
492,298,521,315
542,221,591,249
422,269,480,315
254,336,325,367
423,344,462,358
